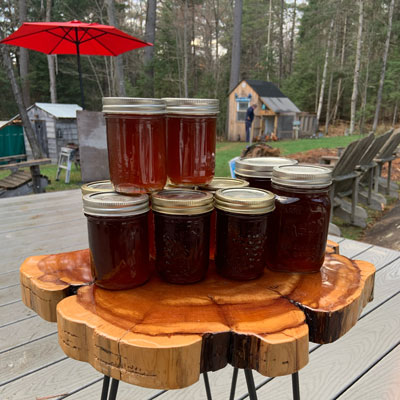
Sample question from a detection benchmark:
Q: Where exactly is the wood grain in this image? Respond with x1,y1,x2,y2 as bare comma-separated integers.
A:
18,240,375,390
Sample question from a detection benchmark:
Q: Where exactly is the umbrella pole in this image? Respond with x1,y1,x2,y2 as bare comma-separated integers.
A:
75,39,85,109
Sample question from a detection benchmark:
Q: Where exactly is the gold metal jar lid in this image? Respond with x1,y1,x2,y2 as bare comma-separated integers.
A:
151,189,213,215
83,192,149,217
272,165,332,189
102,97,166,115
214,187,275,215
162,98,219,115
81,180,114,196
198,177,249,193
235,157,298,178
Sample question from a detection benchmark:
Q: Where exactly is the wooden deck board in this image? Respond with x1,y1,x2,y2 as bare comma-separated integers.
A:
338,344,400,399
0,190,398,400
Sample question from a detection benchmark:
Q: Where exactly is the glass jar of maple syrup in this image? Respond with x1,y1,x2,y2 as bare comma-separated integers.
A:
163,98,219,186
214,187,275,280
235,157,298,191
267,165,332,273
151,189,213,284
199,177,249,260
103,97,167,194
83,192,150,290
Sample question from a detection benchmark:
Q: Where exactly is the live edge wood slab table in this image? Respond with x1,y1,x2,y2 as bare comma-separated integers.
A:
19,240,375,400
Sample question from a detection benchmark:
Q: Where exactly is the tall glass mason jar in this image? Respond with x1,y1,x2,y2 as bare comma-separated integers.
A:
214,187,275,280
235,157,298,191
163,98,219,186
152,189,213,284
83,192,150,290
103,97,167,194
267,165,332,273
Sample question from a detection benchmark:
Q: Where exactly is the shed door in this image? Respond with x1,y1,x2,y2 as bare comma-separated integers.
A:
264,117,274,135
34,120,49,157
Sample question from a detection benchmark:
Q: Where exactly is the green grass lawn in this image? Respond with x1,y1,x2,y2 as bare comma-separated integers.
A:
0,135,362,192
215,135,362,176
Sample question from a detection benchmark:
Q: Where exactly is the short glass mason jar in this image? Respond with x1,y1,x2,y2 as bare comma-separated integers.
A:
103,97,167,194
214,187,275,280
198,177,249,260
152,189,213,284
235,157,298,191
163,98,219,186
83,192,150,290
267,165,332,273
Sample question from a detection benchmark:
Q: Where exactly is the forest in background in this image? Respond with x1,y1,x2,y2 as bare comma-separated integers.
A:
0,0,399,137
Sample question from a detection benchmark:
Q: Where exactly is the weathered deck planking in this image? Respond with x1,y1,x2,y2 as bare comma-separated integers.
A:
0,190,399,400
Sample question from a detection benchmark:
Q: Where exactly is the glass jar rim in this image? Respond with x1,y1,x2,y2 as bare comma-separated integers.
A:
272,164,332,188
83,192,149,217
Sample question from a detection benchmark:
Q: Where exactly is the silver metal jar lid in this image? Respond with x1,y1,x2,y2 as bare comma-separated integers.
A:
214,187,275,215
198,177,249,193
272,165,332,189
162,98,219,115
81,180,114,196
83,192,149,217
102,97,166,115
151,189,213,215
235,157,298,178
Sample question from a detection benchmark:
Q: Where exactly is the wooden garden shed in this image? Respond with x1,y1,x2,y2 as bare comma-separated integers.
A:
228,79,307,141
23,103,82,162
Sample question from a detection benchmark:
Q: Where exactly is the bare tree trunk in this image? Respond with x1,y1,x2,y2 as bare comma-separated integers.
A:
349,0,363,135
392,101,398,126
46,0,57,103
359,45,371,135
183,0,189,97
106,0,126,97
213,0,220,97
0,38,42,158
104,57,112,96
315,64,320,113
266,0,272,81
333,14,347,124
229,0,243,91
288,0,296,76
372,0,395,132
317,19,334,122
278,0,284,85
18,0,30,107
325,32,337,134
144,0,156,97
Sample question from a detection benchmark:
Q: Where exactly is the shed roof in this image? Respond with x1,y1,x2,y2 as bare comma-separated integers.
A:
260,96,300,113
33,103,82,119
245,80,287,98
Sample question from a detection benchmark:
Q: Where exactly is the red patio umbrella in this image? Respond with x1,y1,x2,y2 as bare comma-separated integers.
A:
0,20,152,108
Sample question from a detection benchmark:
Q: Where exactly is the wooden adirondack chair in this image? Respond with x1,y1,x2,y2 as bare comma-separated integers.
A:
328,133,375,227
373,128,400,196
356,129,393,209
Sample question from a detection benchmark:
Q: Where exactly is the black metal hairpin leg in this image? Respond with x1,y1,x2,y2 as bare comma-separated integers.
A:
244,369,258,400
101,375,110,400
292,372,300,400
229,367,239,400
203,372,213,400
108,378,119,400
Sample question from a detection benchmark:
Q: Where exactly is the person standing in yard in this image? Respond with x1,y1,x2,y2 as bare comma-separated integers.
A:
245,104,257,142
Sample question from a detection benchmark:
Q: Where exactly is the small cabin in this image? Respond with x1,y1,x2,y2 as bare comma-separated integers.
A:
24,103,82,162
228,80,310,141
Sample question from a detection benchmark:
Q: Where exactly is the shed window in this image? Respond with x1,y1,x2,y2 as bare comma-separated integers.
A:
236,101,249,122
